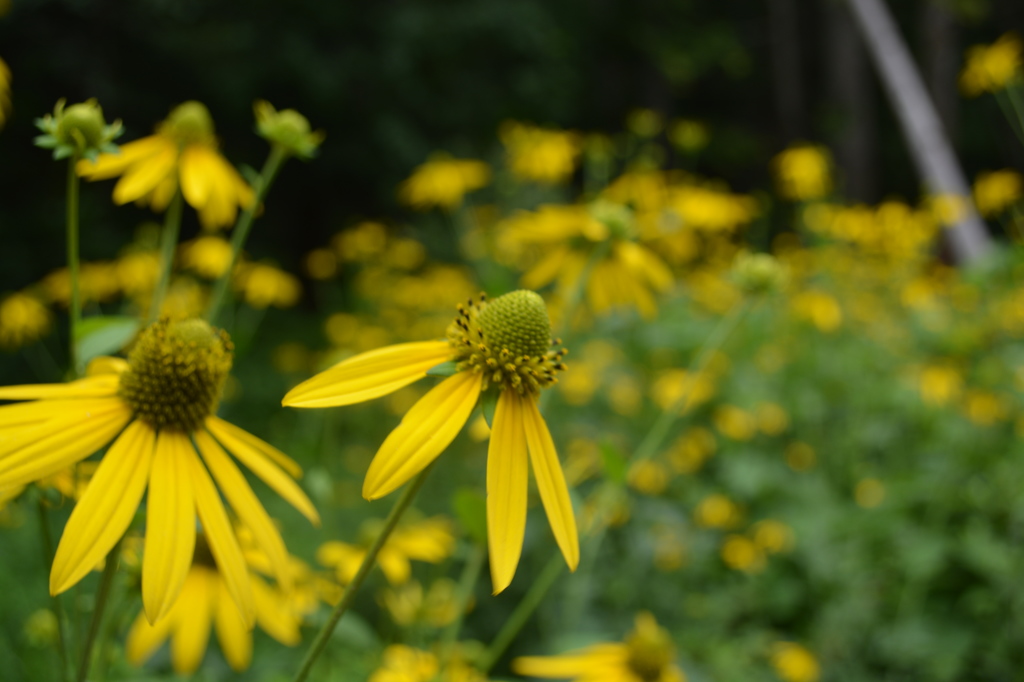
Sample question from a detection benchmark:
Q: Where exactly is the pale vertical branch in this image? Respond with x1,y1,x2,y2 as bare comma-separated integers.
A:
845,0,992,263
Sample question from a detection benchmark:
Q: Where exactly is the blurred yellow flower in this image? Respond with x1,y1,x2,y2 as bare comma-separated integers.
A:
669,119,709,153
181,235,233,279
42,262,120,307
608,375,642,415
695,494,741,529
627,108,664,137
514,612,685,682
651,369,716,413
628,459,670,496
23,609,58,648
773,144,832,201
713,405,757,441
399,155,491,211
233,262,301,309
770,642,820,682
304,247,338,280
317,516,455,585
77,101,254,230
756,402,790,436
854,478,885,508
333,221,389,262
0,292,51,349
918,364,962,406
963,390,1009,426
370,644,486,682
960,32,1022,96
791,290,842,332
752,519,795,554
785,442,816,472
380,577,464,628
666,427,716,474
500,121,581,184
720,534,765,573
973,169,1022,217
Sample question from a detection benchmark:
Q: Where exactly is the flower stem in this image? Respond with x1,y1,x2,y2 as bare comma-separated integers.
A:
37,498,71,682
291,465,433,682
147,191,184,323
76,536,122,682
206,144,289,325
995,90,1024,147
479,553,564,674
65,159,82,377
440,543,486,658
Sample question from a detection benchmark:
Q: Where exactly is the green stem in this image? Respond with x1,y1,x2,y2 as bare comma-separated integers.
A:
995,89,1024,147
37,498,71,682
76,536,122,682
480,553,564,674
206,145,289,325
291,465,433,682
66,159,82,377
440,543,486,658
147,191,184,323
631,300,749,463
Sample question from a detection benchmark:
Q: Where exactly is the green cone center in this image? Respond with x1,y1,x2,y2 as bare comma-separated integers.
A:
476,290,552,359
118,318,233,432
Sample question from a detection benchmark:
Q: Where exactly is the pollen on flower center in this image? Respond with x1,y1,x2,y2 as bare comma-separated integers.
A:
447,290,567,396
118,318,233,432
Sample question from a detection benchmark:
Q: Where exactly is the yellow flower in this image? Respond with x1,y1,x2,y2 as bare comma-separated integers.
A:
773,144,832,201
721,534,765,573
756,402,790,435
0,318,319,625
751,519,795,554
371,644,487,682
627,459,670,496
317,516,455,585
973,169,1022,217
284,290,579,593
42,262,120,307
77,101,254,230
854,478,885,508
0,292,52,349
514,612,685,682
399,155,491,211
498,203,673,319
770,642,820,682
695,494,741,529
666,428,716,474
380,578,463,627
500,121,581,184
333,221,389,262
785,442,816,472
669,119,709,153
960,32,1022,96
125,534,307,674
713,405,757,441
234,262,301,309
918,364,962,406
180,235,234,279
791,290,842,332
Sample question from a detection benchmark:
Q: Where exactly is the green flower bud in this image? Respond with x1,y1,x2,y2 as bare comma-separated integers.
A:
159,101,215,146
254,99,324,159
589,200,633,240
732,251,788,295
34,98,123,161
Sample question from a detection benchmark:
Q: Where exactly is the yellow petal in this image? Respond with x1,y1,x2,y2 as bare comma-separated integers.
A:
205,419,320,526
178,145,214,209
512,644,629,678
0,399,87,429
522,396,579,572
363,371,481,500
50,420,155,595
521,244,570,290
487,390,529,594
169,569,215,674
214,578,253,672
194,429,292,590
112,143,178,205
125,609,175,665
252,573,302,645
143,430,197,624
205,416,301,477
0,400,131,490
85,356,129,376
0,374,120,400
282,340,452,408
76,136,168,180
186,442,255,626
377,547,412,585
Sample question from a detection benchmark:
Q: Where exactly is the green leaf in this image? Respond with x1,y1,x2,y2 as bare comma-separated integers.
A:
426,360,458,377
452,487,488,545
599,441,628,484
75,316,139,368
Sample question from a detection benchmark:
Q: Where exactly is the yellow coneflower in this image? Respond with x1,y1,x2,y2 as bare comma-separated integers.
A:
960,32,1022,97
233,261,302,309
398,155,491,211
499,121,581,184
284,290,578,593
0,318,319,624
370,643,486,682
770,642,820,682
514,612,686,682
180,234,234,279
0,291,52,349
317,515,455,585
772,144,832,202
125,535,309,674
77,101,254,230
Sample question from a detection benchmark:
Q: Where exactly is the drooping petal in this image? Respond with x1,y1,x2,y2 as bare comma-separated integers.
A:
487,390,529,594
214,578,253,672
522,396,580,572
186,441,254,626
76,136,169,180
521,244,570,290
282,341,452,408
252,573,302,645
112,143,178,205
125,609,176,666
194,430,292,590
178,145,214,210
363,371,482,500
0,400,131,490
512,644,630,678
143,430,197,624
205,420,320,527
50,420,155,595
0,374,121,400
169,569,215,674
205,416,302,477
377,547,412,585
